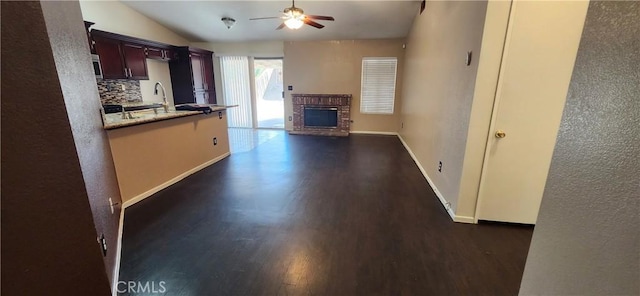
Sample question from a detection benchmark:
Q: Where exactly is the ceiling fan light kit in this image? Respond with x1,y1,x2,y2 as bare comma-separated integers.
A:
285,17,304,30
250,0,335,30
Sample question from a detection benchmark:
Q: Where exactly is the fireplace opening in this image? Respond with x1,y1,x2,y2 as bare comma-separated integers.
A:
304,107,338,128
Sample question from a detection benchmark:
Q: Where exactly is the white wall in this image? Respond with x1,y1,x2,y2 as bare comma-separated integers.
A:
519,1,640,294
399,0,488,220
79,0,189,105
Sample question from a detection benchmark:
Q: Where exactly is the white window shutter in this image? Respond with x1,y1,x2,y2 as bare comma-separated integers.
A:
360,57,398,114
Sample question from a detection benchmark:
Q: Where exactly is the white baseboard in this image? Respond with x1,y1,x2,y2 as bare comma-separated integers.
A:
122,152,230,209
112,207,124,295
453,215,475,223
397,134,473,224
350,131,399,136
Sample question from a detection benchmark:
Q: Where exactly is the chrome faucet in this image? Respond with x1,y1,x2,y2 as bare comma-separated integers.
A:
154,81,169,113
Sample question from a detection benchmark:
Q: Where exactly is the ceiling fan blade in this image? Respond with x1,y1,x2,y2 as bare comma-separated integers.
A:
276,23,286,30
304,19,325,29
306,15,335,21
250,16,281,20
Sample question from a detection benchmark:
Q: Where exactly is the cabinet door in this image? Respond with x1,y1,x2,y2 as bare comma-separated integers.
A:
94,37,125,79
202,56,214,91
190,53,205,92
145,46,164,60
122,43,148,80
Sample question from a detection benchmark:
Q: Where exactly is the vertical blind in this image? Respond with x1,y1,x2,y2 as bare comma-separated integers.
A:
360,57,398,114
220,56,253,128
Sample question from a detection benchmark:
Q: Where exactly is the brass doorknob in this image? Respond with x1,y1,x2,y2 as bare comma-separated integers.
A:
495,130,506,138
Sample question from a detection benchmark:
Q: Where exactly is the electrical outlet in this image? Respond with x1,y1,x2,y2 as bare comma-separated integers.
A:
213,137,218,146
288,85,293,91
438,161,443,172
288,116,292,121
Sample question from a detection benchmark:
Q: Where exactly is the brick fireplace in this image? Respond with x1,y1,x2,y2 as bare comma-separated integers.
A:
290,94,352,137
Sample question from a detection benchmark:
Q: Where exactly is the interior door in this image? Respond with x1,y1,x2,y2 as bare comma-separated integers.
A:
476,0,589,224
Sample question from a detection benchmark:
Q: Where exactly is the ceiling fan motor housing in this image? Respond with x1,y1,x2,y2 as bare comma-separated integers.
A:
284,7,304,17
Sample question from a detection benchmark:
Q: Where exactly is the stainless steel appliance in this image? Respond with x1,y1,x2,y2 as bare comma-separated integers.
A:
91,54,103,79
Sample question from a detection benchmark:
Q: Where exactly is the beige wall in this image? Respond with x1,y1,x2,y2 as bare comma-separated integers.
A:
79,0,188,45
399,1,488,217
108,113,230,203
283,39,405,132
79,0,188,104
193,41,284,57
140,59,176,105
2,1,112,294
192,41,285,106
520,2,639,293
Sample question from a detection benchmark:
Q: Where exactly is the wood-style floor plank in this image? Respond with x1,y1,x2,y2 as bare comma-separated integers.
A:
119,131,533,295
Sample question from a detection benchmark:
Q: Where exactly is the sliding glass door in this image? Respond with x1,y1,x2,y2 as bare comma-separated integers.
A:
254,59,284,129
219,56,284,129
220,56,253,128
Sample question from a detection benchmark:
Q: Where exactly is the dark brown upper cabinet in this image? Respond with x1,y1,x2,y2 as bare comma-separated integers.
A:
169,47,217,105
93,35,126,79
146,45,174,61
122,43,148,79
92,31,148,80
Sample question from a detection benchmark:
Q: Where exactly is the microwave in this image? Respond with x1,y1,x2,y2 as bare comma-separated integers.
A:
92,54,103,79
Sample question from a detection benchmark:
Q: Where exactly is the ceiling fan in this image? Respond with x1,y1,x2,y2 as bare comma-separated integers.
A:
250,0,335,30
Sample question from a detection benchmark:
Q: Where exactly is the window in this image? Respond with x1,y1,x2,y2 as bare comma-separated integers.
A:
360,57,398,114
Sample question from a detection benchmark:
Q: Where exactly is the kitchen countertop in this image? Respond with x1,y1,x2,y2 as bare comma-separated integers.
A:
103,105,235,130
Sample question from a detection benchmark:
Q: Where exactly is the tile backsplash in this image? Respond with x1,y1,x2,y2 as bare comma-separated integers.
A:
97,79,142,104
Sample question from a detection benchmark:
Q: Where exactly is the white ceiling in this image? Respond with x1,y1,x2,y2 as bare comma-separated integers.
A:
122,1,421,42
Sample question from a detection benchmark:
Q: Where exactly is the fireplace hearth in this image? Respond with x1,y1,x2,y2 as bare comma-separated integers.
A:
290,94,351,137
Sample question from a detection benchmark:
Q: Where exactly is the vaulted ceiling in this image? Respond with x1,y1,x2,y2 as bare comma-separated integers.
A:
122,1,421,42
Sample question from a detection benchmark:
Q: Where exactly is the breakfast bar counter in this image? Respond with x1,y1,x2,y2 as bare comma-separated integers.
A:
105,105,233,206
102,105,234,130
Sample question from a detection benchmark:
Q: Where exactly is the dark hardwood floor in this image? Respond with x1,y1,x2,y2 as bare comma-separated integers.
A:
119,131,533,295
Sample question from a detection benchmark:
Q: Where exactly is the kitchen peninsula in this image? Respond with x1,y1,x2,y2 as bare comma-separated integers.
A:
103,105,233,206
85,20,233,206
